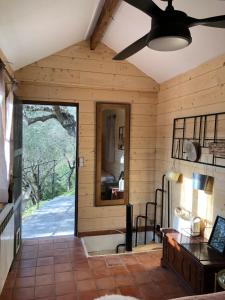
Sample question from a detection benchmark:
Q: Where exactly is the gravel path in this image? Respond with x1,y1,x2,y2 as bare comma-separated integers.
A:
22,195,75,238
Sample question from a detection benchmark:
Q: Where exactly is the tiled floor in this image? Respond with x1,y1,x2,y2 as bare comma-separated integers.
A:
0,236,191,300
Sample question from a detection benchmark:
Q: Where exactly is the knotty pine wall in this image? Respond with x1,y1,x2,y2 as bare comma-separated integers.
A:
15,41,158,234
156,53,225,233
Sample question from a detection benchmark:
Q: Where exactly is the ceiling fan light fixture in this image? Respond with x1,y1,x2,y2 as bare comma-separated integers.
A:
148,35,190,51
147,23,192,51
114,1,225,60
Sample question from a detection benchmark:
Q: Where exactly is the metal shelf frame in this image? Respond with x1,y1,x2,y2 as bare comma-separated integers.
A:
171,112,225,168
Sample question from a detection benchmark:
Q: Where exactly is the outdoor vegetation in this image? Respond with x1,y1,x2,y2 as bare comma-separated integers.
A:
22,104,76,217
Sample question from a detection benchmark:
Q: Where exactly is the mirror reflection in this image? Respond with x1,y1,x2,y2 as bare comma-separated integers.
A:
101,108,125,200
95,103,130,206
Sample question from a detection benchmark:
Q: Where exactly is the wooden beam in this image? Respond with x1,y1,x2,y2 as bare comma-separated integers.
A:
0,49,14,78
90,0,120,50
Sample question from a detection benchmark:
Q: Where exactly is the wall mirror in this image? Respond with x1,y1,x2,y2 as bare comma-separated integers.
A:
95,102,130,206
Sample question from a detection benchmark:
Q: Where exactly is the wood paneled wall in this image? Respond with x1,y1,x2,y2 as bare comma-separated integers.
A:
156,53,225,233
15,40,225,235
15,41,158,234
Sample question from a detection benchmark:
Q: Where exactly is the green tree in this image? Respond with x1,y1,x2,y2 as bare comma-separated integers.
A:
22,105,76,209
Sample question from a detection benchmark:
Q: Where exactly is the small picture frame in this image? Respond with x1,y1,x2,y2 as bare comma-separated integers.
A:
118,126,124,150
208,215,225,255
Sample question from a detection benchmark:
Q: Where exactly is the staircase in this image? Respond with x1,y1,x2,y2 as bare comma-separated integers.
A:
135,174,171,247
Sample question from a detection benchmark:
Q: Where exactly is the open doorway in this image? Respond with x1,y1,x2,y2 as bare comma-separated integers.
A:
21,102,78,238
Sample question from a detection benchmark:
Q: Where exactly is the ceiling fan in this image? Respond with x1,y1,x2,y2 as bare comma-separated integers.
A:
113,0,225,60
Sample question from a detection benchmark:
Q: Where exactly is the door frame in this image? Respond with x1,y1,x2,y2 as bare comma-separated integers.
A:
22,100,79,236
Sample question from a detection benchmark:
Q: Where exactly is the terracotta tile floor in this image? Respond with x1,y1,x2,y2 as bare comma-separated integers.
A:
0,236,192,300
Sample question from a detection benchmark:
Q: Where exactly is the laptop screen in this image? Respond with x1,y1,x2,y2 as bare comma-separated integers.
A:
208,215,225,255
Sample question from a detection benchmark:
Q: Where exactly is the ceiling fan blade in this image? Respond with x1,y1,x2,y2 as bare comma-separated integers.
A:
113,33,149,60
187,15,225,28
124,0,163,17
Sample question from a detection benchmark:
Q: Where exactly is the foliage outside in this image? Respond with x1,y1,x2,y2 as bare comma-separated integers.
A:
22,105,76,217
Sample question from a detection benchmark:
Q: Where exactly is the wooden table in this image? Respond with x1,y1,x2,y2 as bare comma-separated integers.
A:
161,229,225,294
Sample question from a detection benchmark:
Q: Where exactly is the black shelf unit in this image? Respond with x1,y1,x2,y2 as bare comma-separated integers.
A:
171,112,225,168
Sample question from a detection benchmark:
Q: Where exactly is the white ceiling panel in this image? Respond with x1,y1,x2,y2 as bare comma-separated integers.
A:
0,0,100,70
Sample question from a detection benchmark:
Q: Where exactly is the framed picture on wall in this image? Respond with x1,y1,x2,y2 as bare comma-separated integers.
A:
118,126,124,150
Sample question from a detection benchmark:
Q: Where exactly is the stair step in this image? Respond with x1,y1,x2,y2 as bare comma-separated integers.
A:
133,242,163,253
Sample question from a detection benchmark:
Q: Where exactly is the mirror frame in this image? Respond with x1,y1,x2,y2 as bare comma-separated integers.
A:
95,102,130,206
